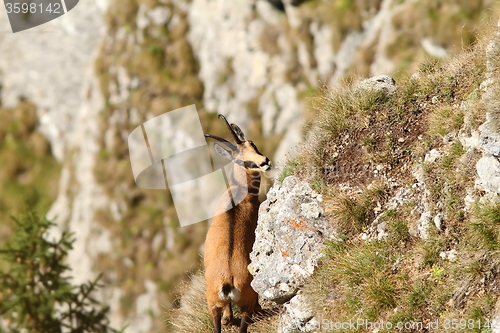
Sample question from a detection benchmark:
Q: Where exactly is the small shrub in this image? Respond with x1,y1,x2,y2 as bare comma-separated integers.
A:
431,265,445,279
313,241,397,321
0,210,122,333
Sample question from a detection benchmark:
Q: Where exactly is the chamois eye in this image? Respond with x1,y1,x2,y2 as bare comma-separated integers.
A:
244,161,258,169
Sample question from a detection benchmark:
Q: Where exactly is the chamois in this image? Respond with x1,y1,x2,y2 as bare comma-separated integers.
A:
204,114,272,333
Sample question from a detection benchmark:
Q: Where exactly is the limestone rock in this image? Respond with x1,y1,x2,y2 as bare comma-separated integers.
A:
478,19,500,196
279,293,318,333
356,75,397,95
476,155,500,193
250,176,337,303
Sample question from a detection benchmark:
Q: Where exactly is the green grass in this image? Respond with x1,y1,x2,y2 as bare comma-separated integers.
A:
278,155,306,182
470,202,500,251
290,40,486,192
307,241,398,323
312,87,389,142
429,105,464,137
388,217,410,245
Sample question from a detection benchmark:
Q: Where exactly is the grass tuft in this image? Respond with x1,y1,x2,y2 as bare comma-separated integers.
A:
429,105,464,137
164,272,212,333
327,183,390,235
470,202,500,250
278,155,306,182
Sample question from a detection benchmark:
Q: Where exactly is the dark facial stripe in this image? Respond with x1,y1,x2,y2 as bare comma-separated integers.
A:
244,161,259,169
249,141,263,156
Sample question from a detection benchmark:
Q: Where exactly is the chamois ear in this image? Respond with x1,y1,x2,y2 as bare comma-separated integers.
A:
231,124,246,142
214,142,234,161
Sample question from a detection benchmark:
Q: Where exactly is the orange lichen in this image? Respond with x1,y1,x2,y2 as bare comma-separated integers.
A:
286,218,310,231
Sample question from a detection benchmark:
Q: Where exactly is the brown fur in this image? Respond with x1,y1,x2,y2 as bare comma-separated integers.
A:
204,116,271,333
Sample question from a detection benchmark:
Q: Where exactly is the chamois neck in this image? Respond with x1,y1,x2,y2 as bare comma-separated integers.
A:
230,163,261,200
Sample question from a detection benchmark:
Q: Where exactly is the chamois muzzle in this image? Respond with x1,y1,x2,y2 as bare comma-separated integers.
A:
260,157,272,171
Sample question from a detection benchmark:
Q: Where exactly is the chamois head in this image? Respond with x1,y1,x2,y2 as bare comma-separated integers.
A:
205,114,272,172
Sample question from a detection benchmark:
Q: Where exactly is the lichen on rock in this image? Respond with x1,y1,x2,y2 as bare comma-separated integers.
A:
250,176,337,303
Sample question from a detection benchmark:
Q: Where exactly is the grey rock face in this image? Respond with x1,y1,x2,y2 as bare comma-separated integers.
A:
477,19,500,196
0,0,107,162
434,213,443,231
250,176,337,303
476,155,500,193
492,294,500,333
279,293,319,333
356,75,397,95
187,0,304,166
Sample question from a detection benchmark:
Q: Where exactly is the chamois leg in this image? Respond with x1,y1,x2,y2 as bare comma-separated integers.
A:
209,305,222,333
239,306,251,333
221,303,233,325
255,300,261,313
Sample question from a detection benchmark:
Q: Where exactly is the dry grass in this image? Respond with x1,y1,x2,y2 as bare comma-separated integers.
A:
282,27,487,189
164,271,282,333
164,272,213,333
326,182,390,235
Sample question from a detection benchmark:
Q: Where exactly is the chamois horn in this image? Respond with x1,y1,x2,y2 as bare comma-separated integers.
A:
204,134,236,151
218,114,243,144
